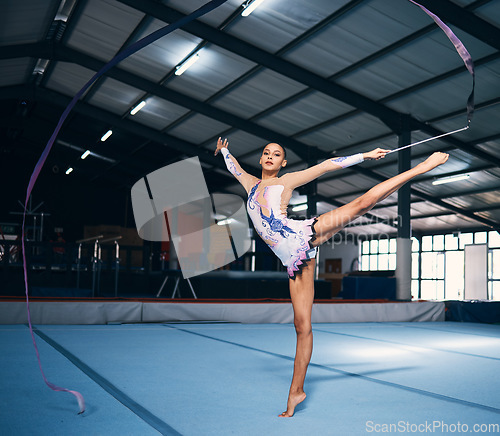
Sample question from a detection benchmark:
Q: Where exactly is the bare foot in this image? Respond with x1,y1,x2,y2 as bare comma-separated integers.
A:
278,391,306,417
420,152,449,172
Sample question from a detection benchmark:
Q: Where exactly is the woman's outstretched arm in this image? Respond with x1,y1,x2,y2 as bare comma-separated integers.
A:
283,148,389,189
215,137,259,193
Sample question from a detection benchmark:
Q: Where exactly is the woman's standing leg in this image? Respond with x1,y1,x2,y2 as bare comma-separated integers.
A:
279,258,316,417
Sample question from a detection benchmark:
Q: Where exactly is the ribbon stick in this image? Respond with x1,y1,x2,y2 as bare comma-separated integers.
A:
387,126,469,154
22,0,228,415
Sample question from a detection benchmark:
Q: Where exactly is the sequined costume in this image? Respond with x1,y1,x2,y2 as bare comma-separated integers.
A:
220,147,363,279
247,180,318,278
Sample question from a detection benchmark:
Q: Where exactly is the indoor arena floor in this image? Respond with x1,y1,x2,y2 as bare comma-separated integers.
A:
1,322,499,435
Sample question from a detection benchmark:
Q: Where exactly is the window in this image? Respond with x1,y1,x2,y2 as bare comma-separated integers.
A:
358,231,500,301
475,232,487,244
378,254,389,270
421,280,444,300
379,239,389,254
489,231,500,248
459,233,473,249
390,239,397,254
491,281,500,301
433,235,444,251
445,233,458,250
490,248,500,301
360,238,397,272
488,231,500,300
412,238,420,252
422,235,433,252
490,250,500,279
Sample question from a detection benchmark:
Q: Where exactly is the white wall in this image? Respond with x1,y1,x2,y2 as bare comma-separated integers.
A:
317,238,360,274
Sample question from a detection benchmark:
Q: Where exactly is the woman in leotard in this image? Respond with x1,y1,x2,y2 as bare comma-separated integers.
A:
215,137,448,417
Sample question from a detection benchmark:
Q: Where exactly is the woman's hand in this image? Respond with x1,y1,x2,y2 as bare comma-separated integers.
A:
363,148,389,160
420,151,449,171
214,137,229,156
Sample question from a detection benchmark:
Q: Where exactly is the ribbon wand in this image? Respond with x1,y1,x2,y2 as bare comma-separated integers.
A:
387,125,469,155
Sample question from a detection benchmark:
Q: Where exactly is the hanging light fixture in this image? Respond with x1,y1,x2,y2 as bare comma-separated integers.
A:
292,203,308,212
130,100,147,115
80,150,91,160
432,174,470,186
217,218,233,226
175,52,200,76
101,130,113,142
241,0,267,17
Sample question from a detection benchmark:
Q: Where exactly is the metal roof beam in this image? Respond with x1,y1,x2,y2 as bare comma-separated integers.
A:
2,41,498,230
116,0,500,168
293,52,500,141
410,190,500,231
158,0,366,140
303,95,500,160
116,0,405,132
196,1,496,158
349,203,500,229
58,46,315,161
372,183,500,210
311,100,500,187
439,184,500,200
331,164,496,200
341,162,500,230
0,41,317,161
0,85,237,181
310,193,396,229
412,203,500,220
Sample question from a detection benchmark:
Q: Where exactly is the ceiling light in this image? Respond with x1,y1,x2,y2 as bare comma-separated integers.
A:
33,59,49,76
175,53,200,76
292,203,308,212
432,174,470,186
65,167,74,175
241,0,267,17
55,0,77,22
101,130,113,142
130,100,147,115
80,150,91,160
56,140,117,164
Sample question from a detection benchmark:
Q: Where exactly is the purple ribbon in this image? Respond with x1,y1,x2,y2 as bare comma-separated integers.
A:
408,0,475,126
22,0,228,414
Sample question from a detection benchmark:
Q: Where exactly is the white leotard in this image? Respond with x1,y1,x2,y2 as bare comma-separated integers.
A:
219,147,363,279
247,180,317,278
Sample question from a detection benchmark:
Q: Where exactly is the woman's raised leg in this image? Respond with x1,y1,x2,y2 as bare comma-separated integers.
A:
311,152,449,245
279,258,316,417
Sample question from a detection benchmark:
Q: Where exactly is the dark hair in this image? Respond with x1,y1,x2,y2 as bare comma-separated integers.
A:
278,144,287,159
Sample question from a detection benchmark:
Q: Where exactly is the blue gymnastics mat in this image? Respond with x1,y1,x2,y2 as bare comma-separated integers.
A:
1,322,499,435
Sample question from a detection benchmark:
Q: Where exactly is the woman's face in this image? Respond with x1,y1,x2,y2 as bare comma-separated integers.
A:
259,143,286,171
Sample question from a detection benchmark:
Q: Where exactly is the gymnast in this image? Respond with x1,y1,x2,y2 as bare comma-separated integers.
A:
215,137,448,417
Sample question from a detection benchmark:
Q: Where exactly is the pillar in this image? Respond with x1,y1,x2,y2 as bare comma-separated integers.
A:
306,179,317,217
396,119,412,300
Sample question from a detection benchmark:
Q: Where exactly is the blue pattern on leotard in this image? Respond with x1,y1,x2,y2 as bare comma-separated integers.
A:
260,207,295,235
247,180,317,278
225,152,242,176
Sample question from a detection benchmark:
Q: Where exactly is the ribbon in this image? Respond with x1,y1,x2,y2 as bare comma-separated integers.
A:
408,0,475,126
388,2,476,155
22,0,228,414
